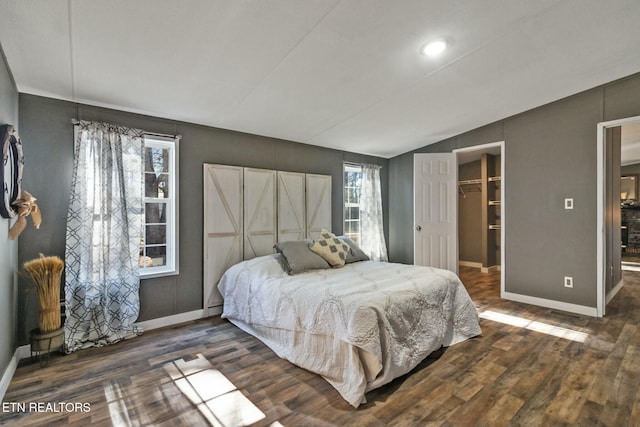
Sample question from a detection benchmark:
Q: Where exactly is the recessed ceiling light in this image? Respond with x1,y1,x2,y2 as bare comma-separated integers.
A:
421,39,447,57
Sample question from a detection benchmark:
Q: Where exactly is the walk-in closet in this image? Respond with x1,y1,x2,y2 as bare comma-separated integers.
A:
458,153,501,272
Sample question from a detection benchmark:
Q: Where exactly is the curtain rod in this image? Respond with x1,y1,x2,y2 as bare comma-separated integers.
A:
344,160,384,169
71,119,181,140
146,131,182,140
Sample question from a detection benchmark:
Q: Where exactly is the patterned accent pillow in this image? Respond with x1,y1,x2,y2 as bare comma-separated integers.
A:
310,229,350,267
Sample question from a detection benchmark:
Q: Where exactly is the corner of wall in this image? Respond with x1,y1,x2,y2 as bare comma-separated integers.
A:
0,38,21,394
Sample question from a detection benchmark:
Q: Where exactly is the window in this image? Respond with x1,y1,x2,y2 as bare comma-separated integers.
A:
140,136,178,277
343,164,362,244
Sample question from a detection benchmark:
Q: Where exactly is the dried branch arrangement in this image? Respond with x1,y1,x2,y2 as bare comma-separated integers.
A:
23,255,64,333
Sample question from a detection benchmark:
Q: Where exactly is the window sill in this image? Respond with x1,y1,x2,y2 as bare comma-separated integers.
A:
140,268,179,280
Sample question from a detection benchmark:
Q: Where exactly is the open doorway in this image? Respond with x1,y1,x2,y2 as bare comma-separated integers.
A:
598,115,640,317
454,141,505,294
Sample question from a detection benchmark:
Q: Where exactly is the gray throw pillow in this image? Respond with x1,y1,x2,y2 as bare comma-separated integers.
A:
337,236,370,263
274,240,330,275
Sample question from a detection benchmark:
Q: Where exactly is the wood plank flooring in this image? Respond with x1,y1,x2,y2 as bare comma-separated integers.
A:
3,267,640,426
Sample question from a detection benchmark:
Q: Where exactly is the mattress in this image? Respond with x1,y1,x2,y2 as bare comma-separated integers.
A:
218,254,481,407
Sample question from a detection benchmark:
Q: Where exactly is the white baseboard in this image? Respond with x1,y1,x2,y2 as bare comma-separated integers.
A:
0,345,30,401
606,279,624,305
204,306,223,318
16,345,30,360
459,261,482,268
502,291,598,317
135,309,212,331
459,261,501,273
0,349,19,401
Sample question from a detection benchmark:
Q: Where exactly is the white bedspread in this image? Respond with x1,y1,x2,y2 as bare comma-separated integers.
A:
218,254,481,407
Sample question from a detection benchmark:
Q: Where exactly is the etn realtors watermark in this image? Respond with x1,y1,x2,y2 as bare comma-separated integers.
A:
2,401,91,413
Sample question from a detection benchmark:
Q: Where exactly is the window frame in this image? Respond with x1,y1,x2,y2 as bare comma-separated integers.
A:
343,163,362,244
140,135,179,278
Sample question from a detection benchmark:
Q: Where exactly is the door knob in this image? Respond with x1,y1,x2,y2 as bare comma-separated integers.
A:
415,225,422,231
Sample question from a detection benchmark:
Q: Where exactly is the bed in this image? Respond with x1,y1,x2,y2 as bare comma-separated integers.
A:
217,237,481,408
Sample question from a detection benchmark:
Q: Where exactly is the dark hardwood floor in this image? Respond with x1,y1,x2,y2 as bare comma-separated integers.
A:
2,266,640,426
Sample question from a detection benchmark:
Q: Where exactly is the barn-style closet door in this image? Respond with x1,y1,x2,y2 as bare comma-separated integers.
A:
244,168,277,259
203,164,243,313
306,174,332,240
277,171,306,242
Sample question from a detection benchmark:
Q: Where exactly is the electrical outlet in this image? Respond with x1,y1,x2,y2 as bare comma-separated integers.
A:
564,276,573,288
565,198,574,209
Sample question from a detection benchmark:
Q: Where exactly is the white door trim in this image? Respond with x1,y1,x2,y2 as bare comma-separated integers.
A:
597,115,640,317
453,140,505,296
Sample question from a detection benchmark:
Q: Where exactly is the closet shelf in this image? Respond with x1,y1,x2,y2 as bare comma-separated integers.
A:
459,177,500,185
458,179,482,185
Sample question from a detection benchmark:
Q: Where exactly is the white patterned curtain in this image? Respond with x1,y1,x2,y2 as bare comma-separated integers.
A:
360,164,388,262
64,121,144,352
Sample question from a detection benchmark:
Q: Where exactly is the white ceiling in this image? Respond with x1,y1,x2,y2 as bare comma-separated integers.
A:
1,0,639,158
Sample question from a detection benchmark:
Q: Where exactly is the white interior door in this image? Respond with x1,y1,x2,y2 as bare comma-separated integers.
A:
414,153,458,272
277,171,306,242
306,174,332,239
203,164,243,312
244,168,277,259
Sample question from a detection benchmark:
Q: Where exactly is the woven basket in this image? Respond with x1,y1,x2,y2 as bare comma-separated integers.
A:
30,327,64,352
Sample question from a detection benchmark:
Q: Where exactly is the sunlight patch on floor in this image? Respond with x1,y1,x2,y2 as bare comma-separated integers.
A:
479,310,588,342
164,354,268,427
104,382,135,427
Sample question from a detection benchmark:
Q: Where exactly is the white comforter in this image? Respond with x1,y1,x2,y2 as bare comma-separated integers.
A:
218,254,481,407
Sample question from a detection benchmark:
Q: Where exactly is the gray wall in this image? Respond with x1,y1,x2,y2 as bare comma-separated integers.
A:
389,72,640,309
0,46,19,378
17,94,389,345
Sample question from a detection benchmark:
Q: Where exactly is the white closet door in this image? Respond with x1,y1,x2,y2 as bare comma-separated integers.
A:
277,171,306,242
244,168,277,259
306,174,332,240
203,164,243,312
413,153,458,273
